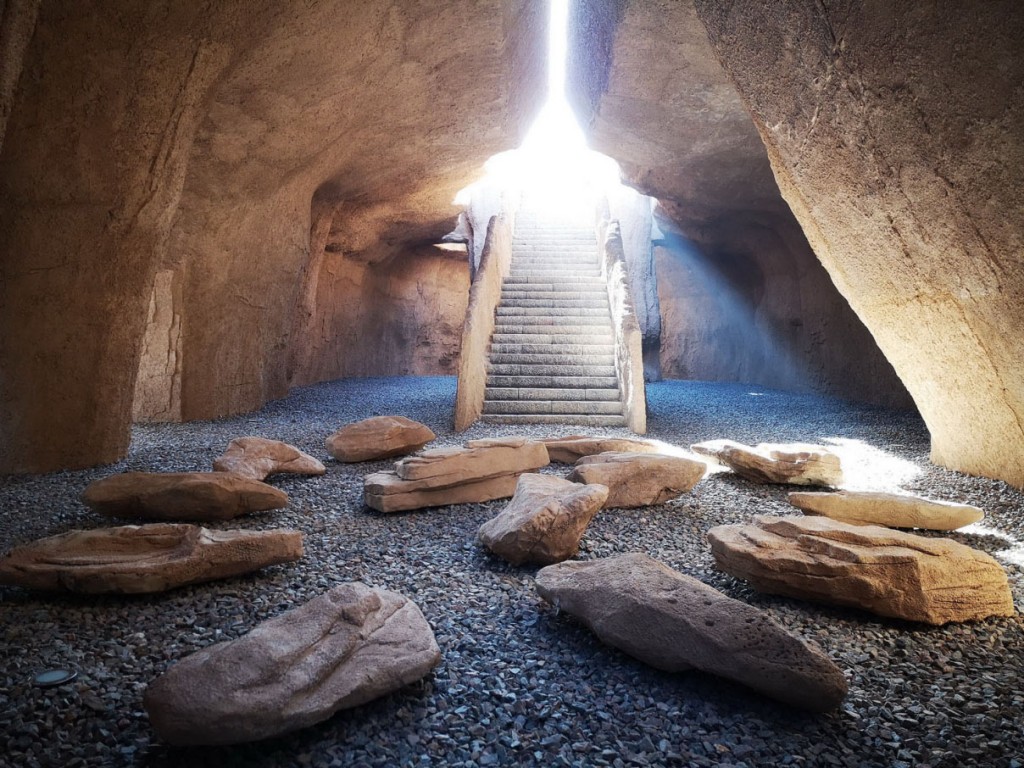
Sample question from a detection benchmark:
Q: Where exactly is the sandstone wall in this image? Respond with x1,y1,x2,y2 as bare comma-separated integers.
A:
0,1,545,472
693,1,1024,485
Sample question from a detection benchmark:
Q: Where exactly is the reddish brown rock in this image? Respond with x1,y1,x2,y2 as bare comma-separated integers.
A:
534,553,847,711
568,452,705,508
144,583,441,745
82,472,288,521
542,435,660,464
478,474,609,565
326,416,436,463
708,515,1014,625
213,437,325,480
692,440,842,487
0,524,302,594
789,490,984,532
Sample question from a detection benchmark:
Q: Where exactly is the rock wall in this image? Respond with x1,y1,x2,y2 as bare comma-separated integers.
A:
692,1,1024,485
0,1,546,472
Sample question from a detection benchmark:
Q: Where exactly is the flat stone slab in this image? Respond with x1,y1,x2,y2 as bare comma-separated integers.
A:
478,474,609,565
542,435,660,464
82,472,288,521
394,437,549,486
708,515,1014,625
691,440,842,486
568,451,705,508
144,583,441,745
534,553,848,711
326,416,436,463
789,490,984,531
0,524,302,594
213,436,326,480
364,472,521,513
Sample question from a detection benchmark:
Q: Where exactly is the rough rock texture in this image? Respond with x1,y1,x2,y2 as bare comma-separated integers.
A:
708,515,1015,625
82,472,288,521
326,416,436,463
144,583,441,746
542,435,659,464
477,474,609,566
568,452,705,508
213,436,326,480
535,553,847,711
566,0,911,411
132,269,183,423
789,490,985,532
0,1,546,473
364,472,521,515
691,2,1024,486
0,524,302,594
693,440,842,487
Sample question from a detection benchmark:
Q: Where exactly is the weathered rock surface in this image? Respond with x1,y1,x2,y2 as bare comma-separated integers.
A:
364,472,521,514
326,416,436,463
568,452,705,508
708,515,1015,625
790,490,984,532
213,436,326,480
478,474,609,565
82,472,288,521
535,553,847,711
0,524,302,594
144,582,441,745
692,440,842,487
542,435,659,464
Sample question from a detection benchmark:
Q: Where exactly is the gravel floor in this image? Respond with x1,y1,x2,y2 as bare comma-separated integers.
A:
1,377,1023,768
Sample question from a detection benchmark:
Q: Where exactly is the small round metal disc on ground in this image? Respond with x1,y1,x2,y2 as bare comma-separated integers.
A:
33,669,77,688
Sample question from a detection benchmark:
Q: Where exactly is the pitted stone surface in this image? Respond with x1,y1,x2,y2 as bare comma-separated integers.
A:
789,490,984,531
326,416,436,463
568,451,705,508
214,436,325,480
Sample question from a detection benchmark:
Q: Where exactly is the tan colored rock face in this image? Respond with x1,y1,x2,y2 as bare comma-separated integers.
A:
542,435,660,464
144,583,441,745
325,416,436,463
789,491,984,532
364,472,521,514
568,452,705,508
478,474,609,566
213,437,325,481
0,524,302,594
82,472,288,521
534,553,848,711
708,515,1014,625
692,440,842,487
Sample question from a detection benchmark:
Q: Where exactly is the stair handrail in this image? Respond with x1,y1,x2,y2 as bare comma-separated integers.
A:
454,214,513,431
598,219,648,433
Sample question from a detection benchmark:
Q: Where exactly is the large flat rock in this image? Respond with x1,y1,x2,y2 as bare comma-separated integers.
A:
708,515,1014,625
144,583,441,745
213,436,326,480
692,440,842,487
478,474,609,565
542,435,660,464
0,524,302,594
364,472,521,514
789,490,984,531
568,452,705,508
326,416,436,463
534,553,847,711
394,438,549,485
82,472,288,521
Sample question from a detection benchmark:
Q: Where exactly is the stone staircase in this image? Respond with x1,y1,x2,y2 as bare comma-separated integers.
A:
481,211,626,427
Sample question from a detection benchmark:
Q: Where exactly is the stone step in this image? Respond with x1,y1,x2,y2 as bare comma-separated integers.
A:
502,289,607,300
489,352,616,366
493,314,610,327
509,268,603,276
500,281,606,291
490,342,616,355
497,302,608,313
482,399,624,416
486,387,621,402
511,256,599,264
480,413,628,427
487,374,619,388
491,331,614,344
503,274,604,283
488,362,617,377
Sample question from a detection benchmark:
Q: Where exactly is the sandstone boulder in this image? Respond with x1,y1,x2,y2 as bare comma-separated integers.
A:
478,474,609,565
568,452,705,508
708,515,1014,625
534,553,847,711
144,583,441,745
213,436,326,481
326,416,436,463
82,472,288,521
542,435,660,464
0,524,302,594
789,490,984,531
692,440,842,486
364,438,549,513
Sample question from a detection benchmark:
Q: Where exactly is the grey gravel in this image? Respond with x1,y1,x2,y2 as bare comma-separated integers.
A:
1,376,1023,768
